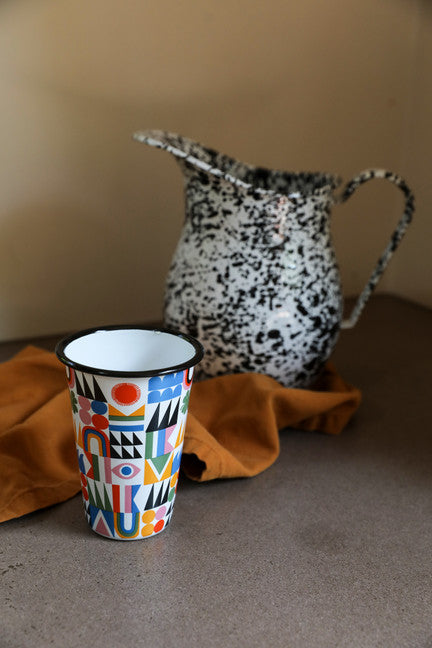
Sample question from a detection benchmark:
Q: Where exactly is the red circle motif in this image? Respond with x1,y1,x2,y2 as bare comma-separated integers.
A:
91,414,109,430
111,382,141,406
154,520,165,533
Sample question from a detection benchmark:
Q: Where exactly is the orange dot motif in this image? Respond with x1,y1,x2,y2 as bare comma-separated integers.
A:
142,510,155,523
141,506,168,537
112,382,141,406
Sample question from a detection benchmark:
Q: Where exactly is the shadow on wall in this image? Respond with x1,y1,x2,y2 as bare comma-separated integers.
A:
0,196,173,341
0,83,188,341
0,202,125,339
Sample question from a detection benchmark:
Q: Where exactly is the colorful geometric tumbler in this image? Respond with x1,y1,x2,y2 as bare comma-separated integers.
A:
56,325,204,540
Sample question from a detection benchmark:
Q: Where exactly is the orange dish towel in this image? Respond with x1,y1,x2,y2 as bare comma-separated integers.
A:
184,365,361,481
0,346,361,522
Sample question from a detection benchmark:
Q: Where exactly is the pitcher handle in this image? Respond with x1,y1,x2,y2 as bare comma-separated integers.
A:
337,169,415,329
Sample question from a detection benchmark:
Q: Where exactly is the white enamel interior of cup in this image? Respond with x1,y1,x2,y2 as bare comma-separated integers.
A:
63,329,197,373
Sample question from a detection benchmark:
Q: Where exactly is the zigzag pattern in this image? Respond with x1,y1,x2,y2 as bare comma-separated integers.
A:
108,426,144,459
75,372,106,401
145,398,180,432
144,479,171,509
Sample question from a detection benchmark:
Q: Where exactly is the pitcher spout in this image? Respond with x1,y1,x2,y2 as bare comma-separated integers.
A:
133,130,200,162
133,129,256,191
133,130,341,198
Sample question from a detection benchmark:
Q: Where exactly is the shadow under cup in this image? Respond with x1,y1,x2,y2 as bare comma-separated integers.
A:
56,326,204,540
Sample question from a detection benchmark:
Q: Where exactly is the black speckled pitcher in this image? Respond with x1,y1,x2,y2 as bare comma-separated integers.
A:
134,130,415,387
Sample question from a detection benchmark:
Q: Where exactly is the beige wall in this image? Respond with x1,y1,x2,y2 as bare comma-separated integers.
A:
0,0,429,340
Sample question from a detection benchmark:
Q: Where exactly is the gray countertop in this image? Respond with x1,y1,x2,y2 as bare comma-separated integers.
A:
1,295,432,648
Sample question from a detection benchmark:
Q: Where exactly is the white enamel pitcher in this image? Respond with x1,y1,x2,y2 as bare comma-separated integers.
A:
134,130,415,387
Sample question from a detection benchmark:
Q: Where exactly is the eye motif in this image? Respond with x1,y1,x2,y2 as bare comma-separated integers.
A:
112,463,141,479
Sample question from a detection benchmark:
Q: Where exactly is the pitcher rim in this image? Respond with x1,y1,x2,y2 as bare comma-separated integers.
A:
133,130,342,198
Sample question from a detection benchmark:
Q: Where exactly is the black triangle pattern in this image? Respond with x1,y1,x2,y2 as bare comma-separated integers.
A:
154,480,170,507
82,374,94,399
110,446,122,459
145,486,154,509
75,372,103,401
109,428,143,459
159,403,171,430
154,486,163,508
145,399,180,433
109,431,121,445
93,377,106,402
121,432,133,446
110,430,143,445
110,445,142,460
146,405,161,433
75,373,85,397
120,447,133,460
168,399,180,427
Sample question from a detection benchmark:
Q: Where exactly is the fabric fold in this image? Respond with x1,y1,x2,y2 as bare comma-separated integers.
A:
0,346,361,522
182,365,361,481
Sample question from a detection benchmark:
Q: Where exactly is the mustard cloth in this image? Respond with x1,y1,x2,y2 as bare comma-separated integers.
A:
0,346,361,522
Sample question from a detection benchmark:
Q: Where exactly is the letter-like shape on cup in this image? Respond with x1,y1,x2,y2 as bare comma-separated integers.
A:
56,326,204,540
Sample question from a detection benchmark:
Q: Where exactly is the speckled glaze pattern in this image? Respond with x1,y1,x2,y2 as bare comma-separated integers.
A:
338,169,415,329
134,131,415,388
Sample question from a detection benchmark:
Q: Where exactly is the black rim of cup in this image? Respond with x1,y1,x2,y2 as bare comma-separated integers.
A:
55,324,204,378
